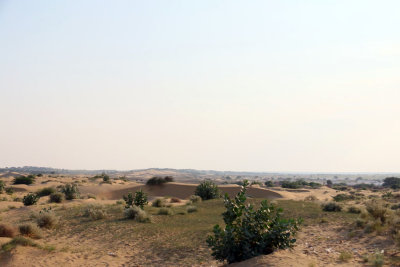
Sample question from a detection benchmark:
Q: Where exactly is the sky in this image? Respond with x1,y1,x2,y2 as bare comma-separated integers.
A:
0,0,399,172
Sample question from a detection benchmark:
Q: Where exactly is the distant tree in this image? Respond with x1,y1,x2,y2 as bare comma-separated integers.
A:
382,177,400,189
326,180,333,188
265,180,274,187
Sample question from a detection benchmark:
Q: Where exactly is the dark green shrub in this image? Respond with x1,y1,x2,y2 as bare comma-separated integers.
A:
36,187,56,197
264,180,274,187
383,177,400,189
13,175,35,185
333,194,354,202
0,180,4,193
146,176,174,185
61,183,80,200
123,190,148,209
23,193,40,206
5,187,14,194
49,192,63,203
322,202,342,212
206,180,301,263
195,180,220,200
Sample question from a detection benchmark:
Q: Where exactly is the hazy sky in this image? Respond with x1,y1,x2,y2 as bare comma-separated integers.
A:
1,1,399,172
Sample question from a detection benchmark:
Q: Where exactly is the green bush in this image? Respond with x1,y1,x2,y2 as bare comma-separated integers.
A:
124,205,150,222
123,190,148,209
383,177,400,189
61,183,80,200
366,202,388,224
5,187,14,194
23,193,40,206
146,176,174,185
322,202,342,212
264,181,274,187
13,175,35,185
36,187,56,197
206,180,301,263
195,180,220,200
49,192,64,203
333,194,354,202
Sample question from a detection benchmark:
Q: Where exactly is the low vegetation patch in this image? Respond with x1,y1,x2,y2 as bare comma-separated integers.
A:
195,180,220,200
35,209,58,229
152,197,167,207
36,187,56,197
123,190,148,209
146,176,174,185
49,192,64,203
322,202,342,212
61,183,80,200
189,195,202,203
23,193,40,206
13,175,36,185
0,224,18,237
124,205,150,222
83,204,107,220
186,205,197,213
1,236,39,252
19,223,43,239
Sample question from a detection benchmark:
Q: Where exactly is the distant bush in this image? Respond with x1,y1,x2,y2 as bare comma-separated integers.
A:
186,205,197,213
383,177,400,189
124,205,150,222
170,197,181,203
83,204,107,220
280,180,321,189
158,207,173,215
333,194,355,202
13,175,35,185
206,180,301,263
0,224,18,237
322,202,342,212
19,223,42,239
264,180,274,187
352,183,377,190
102,174,110,183
5,187,14,194
23,193,40,206
189,195,202,203
49,192,64,203
152,198,167,207
36,187,56,197
366,202,388,224
61,183,80,200
326,180,333,187
146,176,174,186
304,195,317,201
195,180,220,200
0,180,5,193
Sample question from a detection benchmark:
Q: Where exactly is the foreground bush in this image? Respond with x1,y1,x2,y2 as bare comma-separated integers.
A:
207,180,301,263
322,202,342,212
61,183,80,200
0,224,18,237
13,175,36,185
195,180,220,200
19,223,42,239
124,205,150,222
23,193,40,206
49,192,64,203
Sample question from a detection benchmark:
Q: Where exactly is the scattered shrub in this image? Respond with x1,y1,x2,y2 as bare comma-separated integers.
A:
206,180,301,263
49,192,64,203
86,193,96,199
195,180,220,200
23,193,40,206
61,183,80,200
18,223,42,239
102,174,110,183
1,236,38,251
264,180,274,187
366,202,388,224
36,187,56,197
158,207,174,215
0,224,18,237
123,190,148,209
124,205,150,222
347,206,361,214
391,204,400,210
186,205,197,213
338,251,353,262
152,198,167,207
304,195,317,201
13,175,36,185
322,202,342,212
333,194,354,202
189,195,202,203
5,187,14,194
83,204,107,220
35,209,58,228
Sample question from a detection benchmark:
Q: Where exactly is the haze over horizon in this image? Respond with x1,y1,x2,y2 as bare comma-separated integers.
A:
1,1,399,172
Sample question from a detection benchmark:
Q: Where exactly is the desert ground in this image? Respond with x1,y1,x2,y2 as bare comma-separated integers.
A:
0,172,398,266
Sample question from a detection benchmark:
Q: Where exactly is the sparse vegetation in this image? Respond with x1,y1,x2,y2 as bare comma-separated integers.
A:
0,180,5,193
49,192,64,203
338,251,353,262
206,180,301,263
152,197,167,207
347,206,361,214
36,187,56,197
35,209,58,229
0,224,18,237
158,207,174,215
124,205,151,222
19,223,43,239
1,236,39,252
83,204,107,220
322,202,342,212
146,176,174,185
13,175,36,185
186,205,197,213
